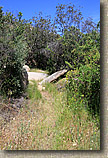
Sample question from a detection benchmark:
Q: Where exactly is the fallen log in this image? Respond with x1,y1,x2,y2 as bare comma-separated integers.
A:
39,69,67,85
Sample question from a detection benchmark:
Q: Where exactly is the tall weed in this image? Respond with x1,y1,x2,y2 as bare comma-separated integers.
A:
26,81,42,100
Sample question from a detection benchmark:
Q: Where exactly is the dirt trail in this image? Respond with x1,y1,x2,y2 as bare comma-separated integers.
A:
35,89,56,149
0,69,63,149
0,85,57,150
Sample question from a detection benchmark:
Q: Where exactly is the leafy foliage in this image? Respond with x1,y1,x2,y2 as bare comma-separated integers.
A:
24,13,57,68
65,29,100,118
54,3,83,35
66,64,100,115
0,7,28,97
0,3,100,118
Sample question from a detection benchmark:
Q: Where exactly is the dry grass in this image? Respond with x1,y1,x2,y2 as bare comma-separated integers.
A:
30,68,48,74
0,80,100,150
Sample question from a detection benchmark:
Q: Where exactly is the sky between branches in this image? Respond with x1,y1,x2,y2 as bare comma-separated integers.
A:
0,0,100,23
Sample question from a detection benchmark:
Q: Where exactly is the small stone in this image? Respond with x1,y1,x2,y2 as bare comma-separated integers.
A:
73,142,77,146
23,65,30,72
42,87,45,90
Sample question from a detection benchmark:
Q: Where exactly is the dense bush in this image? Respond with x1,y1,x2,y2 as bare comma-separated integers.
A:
39,40,65,74
65,30,100,117
0,7,28,97
24,13,57,68
66,64,100,115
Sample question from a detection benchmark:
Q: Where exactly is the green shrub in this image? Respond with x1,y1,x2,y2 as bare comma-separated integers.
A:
0,38,28,97
25,13,57,69
66,64,100,116
0,8,28,98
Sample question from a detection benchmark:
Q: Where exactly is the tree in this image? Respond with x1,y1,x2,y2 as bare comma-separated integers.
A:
24,13,57,68
54,3,83,35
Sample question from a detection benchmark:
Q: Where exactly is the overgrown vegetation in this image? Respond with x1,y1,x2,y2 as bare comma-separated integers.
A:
26,81,42,100
0,3,100,150
0,82,100,150
0,7,28,97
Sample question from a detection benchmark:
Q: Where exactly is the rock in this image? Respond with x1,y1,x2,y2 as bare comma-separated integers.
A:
39,69,67,85
27,72,48,81
10,97,25,109
23,65,30,72
38,85,45,91
21,68,29,90
42,87,45,90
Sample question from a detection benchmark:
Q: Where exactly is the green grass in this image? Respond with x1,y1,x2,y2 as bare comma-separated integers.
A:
26,80,42,100
44,82,100,150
